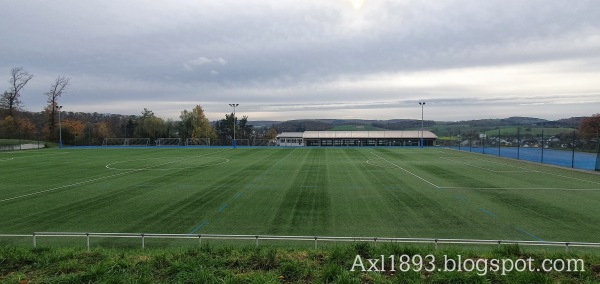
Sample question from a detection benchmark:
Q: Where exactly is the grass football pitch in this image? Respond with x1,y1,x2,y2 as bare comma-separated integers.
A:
1,147,599,243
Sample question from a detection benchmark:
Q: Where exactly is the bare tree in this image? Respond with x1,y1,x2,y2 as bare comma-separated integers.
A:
1,67,34,116
45,76,70,140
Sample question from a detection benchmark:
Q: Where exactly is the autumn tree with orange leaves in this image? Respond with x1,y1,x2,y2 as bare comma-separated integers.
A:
579,114,600,138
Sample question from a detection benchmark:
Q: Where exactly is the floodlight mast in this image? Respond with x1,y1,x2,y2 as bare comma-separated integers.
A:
229,104,239,148
57,105,63,149
419,102,425,148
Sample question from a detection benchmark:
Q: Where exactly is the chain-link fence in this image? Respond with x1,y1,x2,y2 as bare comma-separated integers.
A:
438,128,599,171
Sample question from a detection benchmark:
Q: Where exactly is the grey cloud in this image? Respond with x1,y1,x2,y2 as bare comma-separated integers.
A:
1,0,599,121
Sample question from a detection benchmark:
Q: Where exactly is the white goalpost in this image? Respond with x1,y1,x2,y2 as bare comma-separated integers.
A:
185,138,210,146
156,138,182,146
102,138,150,146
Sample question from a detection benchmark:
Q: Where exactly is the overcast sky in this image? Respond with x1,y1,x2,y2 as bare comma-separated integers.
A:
1,0,599,122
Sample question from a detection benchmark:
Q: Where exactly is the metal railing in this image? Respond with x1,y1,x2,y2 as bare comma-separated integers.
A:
1,232,599,252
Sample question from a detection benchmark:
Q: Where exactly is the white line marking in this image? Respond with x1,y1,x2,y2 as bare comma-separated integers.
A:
370,151,439,188
437,156,537,173
438,187,600,191
365,159,397,169
106,156,229,170
0,152,70,161
436,148,600,186
0,149,229,203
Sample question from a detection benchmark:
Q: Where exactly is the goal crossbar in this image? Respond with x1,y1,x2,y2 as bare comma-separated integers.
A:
102,138,150,146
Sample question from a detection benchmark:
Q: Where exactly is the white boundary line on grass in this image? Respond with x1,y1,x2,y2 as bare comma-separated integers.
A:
437,156,537,173
0,149,229,203
364,159,397,169
370,151,440,188
434,148,600,189
438,186,600,191
105,156,230,170
0,152,70,161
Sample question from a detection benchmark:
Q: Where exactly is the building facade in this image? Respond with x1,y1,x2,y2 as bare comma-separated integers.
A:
276,131,437,147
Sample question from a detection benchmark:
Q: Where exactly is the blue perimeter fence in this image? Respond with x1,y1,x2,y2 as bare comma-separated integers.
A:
440,129,600,171
448,146,599,171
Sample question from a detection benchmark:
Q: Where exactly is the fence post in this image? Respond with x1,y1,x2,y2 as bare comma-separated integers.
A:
255,235,259,247
517,128,520,160
572,131,576,168
86,233,90,252
595,133,600,171
199,234,202,246
33,233,36,248
458,129,461,150
483,134,486,154
141,234,145,249
435,239,438,251
565,243,569,253
498,129,501,156
541,129,544,164
314,237,318,250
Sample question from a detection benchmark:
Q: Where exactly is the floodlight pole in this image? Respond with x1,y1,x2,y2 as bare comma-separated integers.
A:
419,102,426,148
229,104,239,148
57,105,63,149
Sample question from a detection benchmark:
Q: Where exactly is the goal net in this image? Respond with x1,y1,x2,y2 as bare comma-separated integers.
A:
102,138,150,146
185,138,210,146
156,138,181,146
253,139,276,146
235,139,250,146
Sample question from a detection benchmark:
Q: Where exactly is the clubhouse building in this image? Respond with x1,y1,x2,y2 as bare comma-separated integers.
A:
276,131,437,147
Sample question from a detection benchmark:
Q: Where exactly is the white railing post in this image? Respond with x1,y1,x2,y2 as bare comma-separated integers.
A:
0,233,597,251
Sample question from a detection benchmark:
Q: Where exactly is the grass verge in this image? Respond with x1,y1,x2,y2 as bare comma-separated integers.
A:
1,243,599,283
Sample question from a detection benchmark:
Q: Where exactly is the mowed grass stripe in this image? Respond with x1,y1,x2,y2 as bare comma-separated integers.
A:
0,149,232,233
205,148,305,234
366,148,513,238
113,148,290,233
1,148,600,242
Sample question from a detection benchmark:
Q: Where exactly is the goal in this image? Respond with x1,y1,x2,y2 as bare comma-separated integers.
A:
252,139,277,146
156,138,182,146
235,139,250,146
185,138,211,146
102,138,150,146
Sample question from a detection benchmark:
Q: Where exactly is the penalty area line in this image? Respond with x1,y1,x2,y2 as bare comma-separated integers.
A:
0,168,145,203
370,152,440,188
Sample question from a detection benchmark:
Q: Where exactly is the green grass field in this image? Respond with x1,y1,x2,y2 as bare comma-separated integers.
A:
1,147,599,243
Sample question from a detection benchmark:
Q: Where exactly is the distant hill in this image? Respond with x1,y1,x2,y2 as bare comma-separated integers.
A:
256,116,582,136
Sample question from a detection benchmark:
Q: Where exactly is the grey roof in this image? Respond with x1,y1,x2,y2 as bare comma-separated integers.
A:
277,131,437,139
276,132,305,138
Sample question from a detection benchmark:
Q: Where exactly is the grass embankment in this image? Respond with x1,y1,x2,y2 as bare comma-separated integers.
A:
1,243,599,283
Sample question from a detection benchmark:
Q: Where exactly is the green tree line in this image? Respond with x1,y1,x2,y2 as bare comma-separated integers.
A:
0,67,276,146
